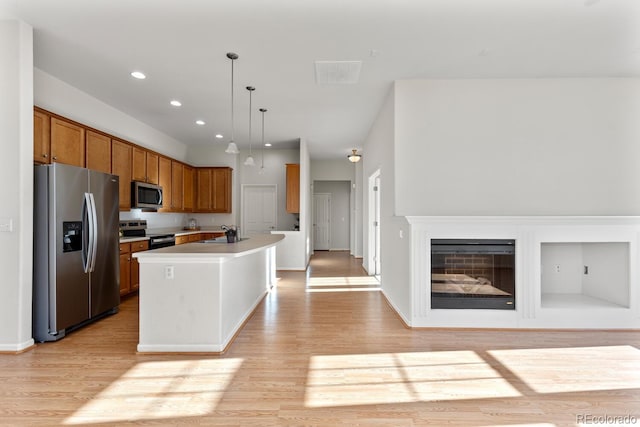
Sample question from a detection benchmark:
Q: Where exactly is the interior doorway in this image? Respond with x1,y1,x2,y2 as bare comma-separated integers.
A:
242,185,277,236
313,193,331,250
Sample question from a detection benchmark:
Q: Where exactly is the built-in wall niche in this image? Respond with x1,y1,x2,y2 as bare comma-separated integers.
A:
540,242,630,309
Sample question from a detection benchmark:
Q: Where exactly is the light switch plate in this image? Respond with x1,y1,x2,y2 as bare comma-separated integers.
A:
0,218,13,232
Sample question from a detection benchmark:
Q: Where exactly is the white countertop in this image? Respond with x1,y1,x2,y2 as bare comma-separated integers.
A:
119,236,149,244
133,234,285,262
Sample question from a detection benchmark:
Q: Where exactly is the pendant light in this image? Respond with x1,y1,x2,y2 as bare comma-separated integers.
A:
244,86,256,166
225,52,240,154
259,108,267,173
348,149,362,163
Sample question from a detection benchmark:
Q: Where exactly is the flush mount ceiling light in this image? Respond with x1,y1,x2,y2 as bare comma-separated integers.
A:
225,53,240,154
130,71,146,79
215,134,223,139
195,120,205,126
170,100,182,107
259,108,267,173
348,149,362,163
244,86,256,166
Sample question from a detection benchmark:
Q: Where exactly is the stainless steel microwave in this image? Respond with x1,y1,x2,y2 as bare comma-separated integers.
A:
131,181,163,210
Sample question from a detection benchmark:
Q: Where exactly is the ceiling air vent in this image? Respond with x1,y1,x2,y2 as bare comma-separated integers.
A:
315,61,362,85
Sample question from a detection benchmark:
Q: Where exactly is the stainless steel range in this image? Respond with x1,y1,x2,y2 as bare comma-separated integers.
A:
120,220,176,249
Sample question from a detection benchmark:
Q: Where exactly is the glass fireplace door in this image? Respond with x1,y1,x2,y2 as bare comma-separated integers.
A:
431,239,515,310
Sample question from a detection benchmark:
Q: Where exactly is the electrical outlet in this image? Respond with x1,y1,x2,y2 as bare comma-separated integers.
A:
0,218,13,232
555,265,560,273
165,266,174,280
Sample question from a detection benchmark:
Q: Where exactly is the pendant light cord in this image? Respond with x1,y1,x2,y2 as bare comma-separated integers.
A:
230,58,235,144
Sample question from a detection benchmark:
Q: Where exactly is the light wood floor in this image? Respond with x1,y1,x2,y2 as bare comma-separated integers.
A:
2,251,640,426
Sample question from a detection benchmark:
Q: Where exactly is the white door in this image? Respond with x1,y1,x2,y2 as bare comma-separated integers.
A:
313,193,330,250
242,185,277,236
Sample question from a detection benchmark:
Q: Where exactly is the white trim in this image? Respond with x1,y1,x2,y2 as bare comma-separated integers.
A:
407,215,640,329
0,339,35,352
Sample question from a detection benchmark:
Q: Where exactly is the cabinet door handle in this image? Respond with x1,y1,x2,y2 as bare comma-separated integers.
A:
43,154,48,158
53,156,57,160
127,257,131,261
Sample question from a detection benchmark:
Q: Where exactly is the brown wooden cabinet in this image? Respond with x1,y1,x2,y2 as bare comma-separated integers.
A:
196,168,212,212
130,240,149,292
51,117,85,167
195,167,232,213
175,235,189,245
119,241,149,296
119,244,131,296
286,163,300,213
132,148,159,184
33,109,51,164
111,140,132,211
183,166,195,212
158,156,172,212
212,167,232,213
171,161,184,212
86,130,111,174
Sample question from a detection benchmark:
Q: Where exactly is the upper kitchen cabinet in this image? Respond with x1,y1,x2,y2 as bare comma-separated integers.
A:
86,130,112,174
286,163,300,213
171,161,184,212
51,117,85,167
195,167,232,213
157,156,172,213
33,109,50,164
183,165,195,212
111,140,132,211
132,147,159,184
211,167,232,213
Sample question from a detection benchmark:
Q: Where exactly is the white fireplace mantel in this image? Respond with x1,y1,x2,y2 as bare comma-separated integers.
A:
404,216,640,329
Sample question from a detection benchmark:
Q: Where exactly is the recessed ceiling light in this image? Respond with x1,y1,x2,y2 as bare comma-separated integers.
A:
170,100,182,107
215,134,223,139
196,120,205,126
264,143,272,147
130,71,146,79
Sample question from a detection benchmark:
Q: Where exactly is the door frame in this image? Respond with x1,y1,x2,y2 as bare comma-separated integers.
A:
241,184,278,237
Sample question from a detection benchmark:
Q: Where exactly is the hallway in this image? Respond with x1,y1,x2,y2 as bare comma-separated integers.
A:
0,251,639,425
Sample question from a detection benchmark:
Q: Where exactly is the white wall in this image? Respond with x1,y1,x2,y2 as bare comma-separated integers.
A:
582,243,629,307
394,79,640,216
541,243,583,294
310,159,355,182
363,85,413,323
314,181,350,250
272,139,310,270
0,20,34,351
35,69,189,162
239,148,300,232
354,161,363,258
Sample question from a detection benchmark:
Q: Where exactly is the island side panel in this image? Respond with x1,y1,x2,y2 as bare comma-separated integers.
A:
137,262,223,352
220,249,272,347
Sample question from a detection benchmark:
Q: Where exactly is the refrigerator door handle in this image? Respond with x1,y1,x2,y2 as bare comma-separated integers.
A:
82,193,92,273
88,193,99,273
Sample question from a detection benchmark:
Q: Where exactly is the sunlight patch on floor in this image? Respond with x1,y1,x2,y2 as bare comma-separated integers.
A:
307,276,380,286
489,345,640,394
64,358,243,424
304,351,520,407
306,276,381,293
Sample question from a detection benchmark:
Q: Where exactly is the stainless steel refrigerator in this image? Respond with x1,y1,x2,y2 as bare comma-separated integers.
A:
33,163,120,342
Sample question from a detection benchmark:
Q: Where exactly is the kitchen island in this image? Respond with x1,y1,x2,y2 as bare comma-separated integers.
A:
133,234,284,353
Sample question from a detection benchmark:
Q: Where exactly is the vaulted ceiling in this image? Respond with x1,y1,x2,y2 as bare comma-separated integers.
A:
2,0,639,159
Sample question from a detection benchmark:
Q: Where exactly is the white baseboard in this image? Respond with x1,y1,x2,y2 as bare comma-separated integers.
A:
0,338,35,353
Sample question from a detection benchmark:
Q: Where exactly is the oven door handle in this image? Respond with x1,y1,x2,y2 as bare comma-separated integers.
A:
151,237,175,244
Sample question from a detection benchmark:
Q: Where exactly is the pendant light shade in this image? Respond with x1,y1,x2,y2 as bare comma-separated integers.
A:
225,52,240,155
348,149,362,163
259,108,267,173
244,86,256,166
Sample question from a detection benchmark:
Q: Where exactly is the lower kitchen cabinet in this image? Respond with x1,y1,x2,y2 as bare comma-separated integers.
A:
119,240,149,296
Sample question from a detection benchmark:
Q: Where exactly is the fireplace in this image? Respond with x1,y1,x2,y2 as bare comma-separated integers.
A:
431,239,515,310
